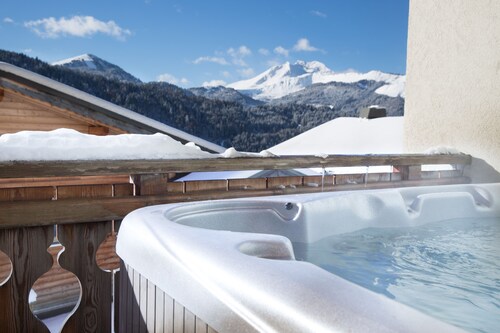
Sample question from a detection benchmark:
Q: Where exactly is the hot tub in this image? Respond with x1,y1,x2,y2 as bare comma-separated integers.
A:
116,183,500,333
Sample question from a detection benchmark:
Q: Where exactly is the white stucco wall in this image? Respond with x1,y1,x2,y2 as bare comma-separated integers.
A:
405,0,500,174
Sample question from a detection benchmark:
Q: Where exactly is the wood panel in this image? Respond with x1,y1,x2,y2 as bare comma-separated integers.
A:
228,178,267,190
0,226,53,333
366,173,393,183
0,176,471,228
0,122,89,134
335,174,365,185
114,183,134,197
57,184,112,199
0,79,139,137
114,270,121,333
185,180,228,192
0,186,55,202
0,249,12,285
267,176,303,189
58,221,113,333
0,84,126,134
133,174,169,195
303,175,334,187
0,175,130,189
0,89,96,135
118,263,217,333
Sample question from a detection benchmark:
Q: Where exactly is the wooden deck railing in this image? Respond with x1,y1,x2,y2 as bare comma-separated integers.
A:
0,154,471,332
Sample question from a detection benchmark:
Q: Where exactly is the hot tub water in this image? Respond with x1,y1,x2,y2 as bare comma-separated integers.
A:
293,217,500,333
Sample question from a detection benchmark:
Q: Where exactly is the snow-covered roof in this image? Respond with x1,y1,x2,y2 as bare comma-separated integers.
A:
0,62,224,153
269,117,405,155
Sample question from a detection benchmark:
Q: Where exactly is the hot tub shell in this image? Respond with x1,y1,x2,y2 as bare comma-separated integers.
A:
117,183,500,332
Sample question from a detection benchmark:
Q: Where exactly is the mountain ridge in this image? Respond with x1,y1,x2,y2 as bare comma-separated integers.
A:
227,60,405,101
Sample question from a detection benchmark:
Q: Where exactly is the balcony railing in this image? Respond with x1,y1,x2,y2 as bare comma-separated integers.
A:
0,153,471,332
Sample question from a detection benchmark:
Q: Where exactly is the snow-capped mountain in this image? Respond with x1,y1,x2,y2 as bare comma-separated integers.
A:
227,60,405,101
52,54,141,84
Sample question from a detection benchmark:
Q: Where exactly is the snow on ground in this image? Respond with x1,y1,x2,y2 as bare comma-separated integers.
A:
52,54,96,68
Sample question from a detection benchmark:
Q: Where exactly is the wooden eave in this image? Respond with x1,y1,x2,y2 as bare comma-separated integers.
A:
0,68,221,153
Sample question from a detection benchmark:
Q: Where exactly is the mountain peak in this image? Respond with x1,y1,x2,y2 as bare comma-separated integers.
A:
228,60,404,100
52,54,141,84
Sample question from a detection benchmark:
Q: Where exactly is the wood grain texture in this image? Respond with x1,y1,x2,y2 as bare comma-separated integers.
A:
0,154,472,178
0,186,55,202
0,249,12,286
0,226,53,333
0,175,130,189
95,231,119,271
58,221,113,333
119,263,217,333
0,79,132,136
114,270,121,333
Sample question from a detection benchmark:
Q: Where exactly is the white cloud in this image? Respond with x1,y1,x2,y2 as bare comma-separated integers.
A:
228,45,251,58
24,16,131,40
202,80,227,87
310,10,327,18
231,58,248,67
293,38,319,52
237,68,255,78
221,71,231,78
258,48,270,56
3,17,14,24
274,46,289,57
227,45,251,67
157,73,189,86
23,49,33,54
193,56,229,65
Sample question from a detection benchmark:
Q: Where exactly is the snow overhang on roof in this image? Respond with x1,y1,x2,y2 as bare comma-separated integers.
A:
0,62,224,153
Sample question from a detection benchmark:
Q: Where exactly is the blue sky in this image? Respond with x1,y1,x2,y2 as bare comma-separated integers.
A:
1,0,409,87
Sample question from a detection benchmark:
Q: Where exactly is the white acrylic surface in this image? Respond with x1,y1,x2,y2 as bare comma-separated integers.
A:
117,184,500,333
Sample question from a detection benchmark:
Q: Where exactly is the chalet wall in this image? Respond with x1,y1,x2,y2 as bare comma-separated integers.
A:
0,87,121,135
405,0,500,175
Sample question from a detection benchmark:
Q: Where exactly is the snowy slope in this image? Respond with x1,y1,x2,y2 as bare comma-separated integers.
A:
269,117,405,155
227,61,405,100
52,54,141,83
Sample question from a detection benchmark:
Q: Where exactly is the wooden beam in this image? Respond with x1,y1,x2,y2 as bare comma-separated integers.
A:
0,177,470,228
0,154,472,178
0,175,130,189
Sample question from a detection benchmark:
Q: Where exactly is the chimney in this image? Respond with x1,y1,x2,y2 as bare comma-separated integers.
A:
360,105,387,119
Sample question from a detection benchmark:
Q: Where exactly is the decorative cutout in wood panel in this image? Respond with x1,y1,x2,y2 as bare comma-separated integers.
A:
0,226,53,332
58,221,113,333
96,231,120,272
0,249,12,286
29,244,81,333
